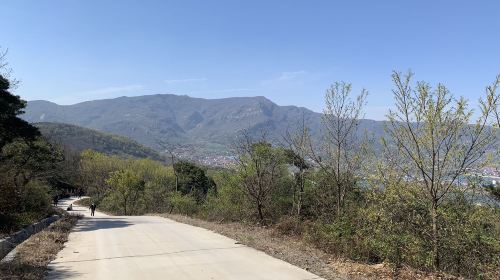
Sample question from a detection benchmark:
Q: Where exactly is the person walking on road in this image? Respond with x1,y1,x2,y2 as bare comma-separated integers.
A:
90,203,96,216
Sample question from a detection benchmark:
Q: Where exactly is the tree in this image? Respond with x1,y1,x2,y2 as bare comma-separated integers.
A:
383,71,498,269
173,160,214,200
0,49,39,149
106,169,145,215
310,82,368,216
283,115,311,219
1,139,64,189
235,131,286,223
156,140,181,191
79,150,126,201
0,48,66,232
0,139,63,224
483,75,500,127
127,158,175,213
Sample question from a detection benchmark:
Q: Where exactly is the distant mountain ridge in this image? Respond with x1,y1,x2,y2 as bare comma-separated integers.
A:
22,94,387,155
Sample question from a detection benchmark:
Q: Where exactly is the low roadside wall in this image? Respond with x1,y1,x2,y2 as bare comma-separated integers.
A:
0,215,61,260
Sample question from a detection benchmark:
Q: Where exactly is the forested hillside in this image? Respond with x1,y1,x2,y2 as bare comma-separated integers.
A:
36,122,164,161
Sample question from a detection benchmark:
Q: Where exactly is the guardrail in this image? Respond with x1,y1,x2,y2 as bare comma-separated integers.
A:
0,215,61,260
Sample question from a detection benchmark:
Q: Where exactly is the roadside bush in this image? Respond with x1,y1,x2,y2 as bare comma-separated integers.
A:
143,180,172,213
19,181,52,216
304,208,377,263
200,171,252,222
98,192,123,214
0,181,53,233
358,185,431,267
302,183,500,279
169,192,198,215
438,196,500,279
267,175,295,222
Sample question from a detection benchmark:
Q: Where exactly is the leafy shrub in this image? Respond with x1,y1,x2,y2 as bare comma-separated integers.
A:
438,197,500,279
267,175,295,222
0,181,52,233
202,187,251,222
98,192,123,214
20,181,52,215
302,184,500,279
143,180,172,213
200,171,252,221
169,192,198,215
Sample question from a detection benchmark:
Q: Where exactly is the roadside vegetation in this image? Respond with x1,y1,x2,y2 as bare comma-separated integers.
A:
78,73,500,279
0,50,80,236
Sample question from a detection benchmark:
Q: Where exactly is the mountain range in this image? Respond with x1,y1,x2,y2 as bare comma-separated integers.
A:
22,94,387,157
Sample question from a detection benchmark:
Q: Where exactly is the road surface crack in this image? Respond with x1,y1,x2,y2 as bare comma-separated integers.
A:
51,245,246,264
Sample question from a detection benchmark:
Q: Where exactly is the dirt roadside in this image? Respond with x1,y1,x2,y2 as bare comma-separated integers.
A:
0,214,80,279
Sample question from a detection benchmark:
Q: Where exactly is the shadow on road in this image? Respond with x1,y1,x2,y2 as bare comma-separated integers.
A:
73,217,132,232
47,265,84,280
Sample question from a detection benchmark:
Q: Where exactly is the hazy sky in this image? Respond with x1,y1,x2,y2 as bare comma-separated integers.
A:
2,0,499,120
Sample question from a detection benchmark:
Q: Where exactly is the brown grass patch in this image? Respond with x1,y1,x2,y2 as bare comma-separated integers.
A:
0,214,80,279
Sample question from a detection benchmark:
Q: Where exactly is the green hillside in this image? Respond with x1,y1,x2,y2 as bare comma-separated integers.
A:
36,122,165,161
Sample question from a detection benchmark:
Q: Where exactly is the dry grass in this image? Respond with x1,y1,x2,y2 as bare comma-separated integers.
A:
73,197,90,207
0,214,80,280
159,214,462,280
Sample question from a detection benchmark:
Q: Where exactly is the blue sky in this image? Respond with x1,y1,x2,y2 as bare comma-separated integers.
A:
2,0,499,120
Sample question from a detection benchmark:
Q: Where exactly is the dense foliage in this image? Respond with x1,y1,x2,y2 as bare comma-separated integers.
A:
0,75,39,148
0,60,77,233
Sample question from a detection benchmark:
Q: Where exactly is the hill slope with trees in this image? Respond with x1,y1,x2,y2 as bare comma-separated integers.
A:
36,122,165,161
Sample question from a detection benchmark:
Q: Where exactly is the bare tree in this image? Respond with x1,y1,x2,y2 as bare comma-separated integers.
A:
283,114,311,219
234,130,285,223
310,82,368,216
383,71,498,269
156,140,180,192
0,47,18,88
482,75,500,127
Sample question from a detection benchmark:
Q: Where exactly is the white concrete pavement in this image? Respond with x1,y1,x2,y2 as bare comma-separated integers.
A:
47,197,323,280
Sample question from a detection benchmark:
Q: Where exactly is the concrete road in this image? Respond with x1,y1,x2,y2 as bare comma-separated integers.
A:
47,197,323,280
